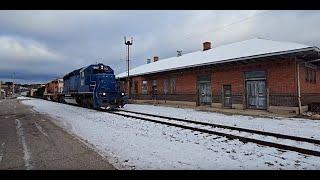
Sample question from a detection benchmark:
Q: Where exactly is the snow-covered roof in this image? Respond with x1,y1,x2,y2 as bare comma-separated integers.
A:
116,38,318,78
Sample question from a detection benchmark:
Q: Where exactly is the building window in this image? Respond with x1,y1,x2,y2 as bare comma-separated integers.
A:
151,80,157,96
141,81,148,94
164,79,169,94
305,68,316,84
169,78,176,94
133,81,139,94
152,80,157,86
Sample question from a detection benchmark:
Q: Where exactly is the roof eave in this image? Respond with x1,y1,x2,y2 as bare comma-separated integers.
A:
116,46,317,79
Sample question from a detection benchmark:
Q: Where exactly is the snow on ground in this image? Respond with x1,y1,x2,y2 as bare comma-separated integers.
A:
124,104,320,140
21,99,320,170
17,96,31,100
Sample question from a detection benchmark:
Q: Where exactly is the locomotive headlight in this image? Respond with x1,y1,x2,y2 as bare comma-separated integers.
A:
102,92,106,96
121,93,125,96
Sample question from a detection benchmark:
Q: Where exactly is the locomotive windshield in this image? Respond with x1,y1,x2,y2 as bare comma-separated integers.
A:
92,65,112,74
93,68,107,74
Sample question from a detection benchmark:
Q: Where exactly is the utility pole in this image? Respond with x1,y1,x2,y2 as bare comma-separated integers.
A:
124,36,133,99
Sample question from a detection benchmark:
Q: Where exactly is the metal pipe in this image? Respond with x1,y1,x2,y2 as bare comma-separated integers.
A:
296,59,302,114
306,58,320,63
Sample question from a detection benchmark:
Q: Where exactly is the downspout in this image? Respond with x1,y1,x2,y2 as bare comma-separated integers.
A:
296,58,302,115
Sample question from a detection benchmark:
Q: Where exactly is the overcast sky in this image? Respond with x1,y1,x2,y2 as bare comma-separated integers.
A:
1,10,320,84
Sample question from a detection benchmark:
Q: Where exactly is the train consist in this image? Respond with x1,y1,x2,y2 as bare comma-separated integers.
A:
43,78,64,102
28,63,127,110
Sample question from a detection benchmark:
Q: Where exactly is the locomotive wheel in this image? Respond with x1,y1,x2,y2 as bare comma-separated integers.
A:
82,97,87,108
76,96,81,105
88,97,94,109
79,98,83,107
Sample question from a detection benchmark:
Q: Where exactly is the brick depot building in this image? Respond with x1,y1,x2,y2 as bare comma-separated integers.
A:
117,38,320,114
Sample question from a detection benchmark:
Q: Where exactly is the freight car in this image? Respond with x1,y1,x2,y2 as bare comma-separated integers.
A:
62,63,127,110
33,86,45,98
43,78,64,102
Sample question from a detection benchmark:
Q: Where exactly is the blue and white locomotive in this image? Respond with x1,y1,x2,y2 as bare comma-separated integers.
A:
62,63,127,110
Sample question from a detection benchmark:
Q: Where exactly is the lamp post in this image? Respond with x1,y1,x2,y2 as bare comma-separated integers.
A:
124,36,133,99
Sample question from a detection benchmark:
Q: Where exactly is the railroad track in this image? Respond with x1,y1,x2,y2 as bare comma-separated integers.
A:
29,98,320,157
108,109,320,157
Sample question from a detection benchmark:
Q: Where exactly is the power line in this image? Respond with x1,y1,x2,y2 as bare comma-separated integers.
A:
125,11,273,69
147,10,272,54
181,10,271,41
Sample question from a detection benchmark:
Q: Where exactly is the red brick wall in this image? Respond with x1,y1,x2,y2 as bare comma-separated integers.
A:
267,60,297,94
130,59,298,95
132,71,198,95
212,59,297,96
212,67,244,95
176,72,197,94
131,76,144,94
299,63,320,105
128,59,302,106
299,64,320,94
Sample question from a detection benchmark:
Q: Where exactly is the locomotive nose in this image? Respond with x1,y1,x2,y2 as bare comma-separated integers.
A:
96,80,110,97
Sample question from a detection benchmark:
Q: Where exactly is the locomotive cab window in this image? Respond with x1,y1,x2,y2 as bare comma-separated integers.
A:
80,71,85,86
93,69,107,74
92,65,111,74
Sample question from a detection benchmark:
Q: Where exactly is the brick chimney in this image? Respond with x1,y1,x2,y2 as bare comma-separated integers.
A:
153,56,159,62
203,42,211,51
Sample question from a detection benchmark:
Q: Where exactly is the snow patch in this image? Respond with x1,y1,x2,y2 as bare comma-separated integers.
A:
0,143,5,163
17,96,31,100
34,122,48,137
21,99,320,169
15,119,33,170
123,104,320,140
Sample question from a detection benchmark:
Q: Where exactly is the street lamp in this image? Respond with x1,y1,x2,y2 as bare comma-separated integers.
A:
124,36,133,99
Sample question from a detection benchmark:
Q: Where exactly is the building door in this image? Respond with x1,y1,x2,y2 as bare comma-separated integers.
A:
246,80,267,109
245,70,267,110
199,83,211,105
198,75,212,106
223,85,232,108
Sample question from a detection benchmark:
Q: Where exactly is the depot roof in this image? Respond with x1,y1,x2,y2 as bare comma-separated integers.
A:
116,38,319,78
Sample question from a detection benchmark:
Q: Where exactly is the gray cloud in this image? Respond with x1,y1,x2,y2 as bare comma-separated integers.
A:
0,10,320,84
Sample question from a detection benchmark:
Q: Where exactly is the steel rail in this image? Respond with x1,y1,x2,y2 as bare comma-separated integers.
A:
109,111,320,157
118,109,320,145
